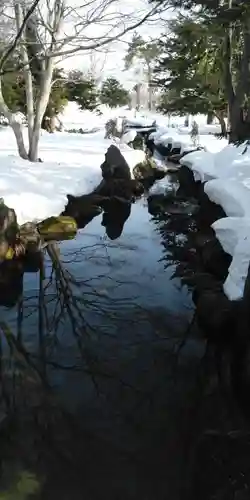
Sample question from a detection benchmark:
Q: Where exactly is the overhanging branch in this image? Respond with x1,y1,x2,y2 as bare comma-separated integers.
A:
0,0,41,71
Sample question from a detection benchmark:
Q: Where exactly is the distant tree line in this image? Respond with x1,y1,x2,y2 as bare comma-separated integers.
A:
1,61,131,132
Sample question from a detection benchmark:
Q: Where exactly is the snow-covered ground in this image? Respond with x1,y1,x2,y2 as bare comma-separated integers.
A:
59,102,159,131
180,141,250,301
60,102,224,133
0,127,145,225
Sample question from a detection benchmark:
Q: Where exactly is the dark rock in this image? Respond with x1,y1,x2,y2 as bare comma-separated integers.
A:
130,179,145,197
192,272,223,305
62,193,103,228
195,289,238,342
201,238,232,281
145,137,154,156
128,133,144,150
22,250,43,273
100,145,131,181
167,154,182,164
167,165,180,173
169,146,181,156
194,229,216,250
94,178,143,201
168,149,203,164
155,143,172,157
177,165,200,198
198,186,226,226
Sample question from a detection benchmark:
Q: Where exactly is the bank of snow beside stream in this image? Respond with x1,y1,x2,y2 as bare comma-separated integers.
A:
180,141,250,301
0,128,145,225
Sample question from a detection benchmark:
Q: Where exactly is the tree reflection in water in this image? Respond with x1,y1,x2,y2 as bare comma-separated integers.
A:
0,185,249,500
149,173,250,500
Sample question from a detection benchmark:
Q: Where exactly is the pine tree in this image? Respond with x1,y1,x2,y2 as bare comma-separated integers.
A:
154,17,227,134
66,71,98,111
100,78,130,108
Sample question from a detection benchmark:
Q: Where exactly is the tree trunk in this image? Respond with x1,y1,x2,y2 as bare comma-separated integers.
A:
206,112,213,124
215,111,227,137
50,115,57,132
135,83,141,110
225,13,250,142
147,63,152,111
14,2,34,145
29,59,54,161
56,116,63,131
0,77,28,159
228,100,250,143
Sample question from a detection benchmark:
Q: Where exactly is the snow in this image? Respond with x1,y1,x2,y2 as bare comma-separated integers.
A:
0,127,145,226
59,102,157,132
180,140,250,300
120,129,137,145
151,125,228,157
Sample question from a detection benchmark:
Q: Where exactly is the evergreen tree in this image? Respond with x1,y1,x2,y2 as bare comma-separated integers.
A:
150,0,250,141
154,17,227,134
100,78,130,108
66,71,98,111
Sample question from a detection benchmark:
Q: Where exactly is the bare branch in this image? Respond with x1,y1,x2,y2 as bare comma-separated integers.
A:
47,4,162,59
0,0,165,76
0,0,41,71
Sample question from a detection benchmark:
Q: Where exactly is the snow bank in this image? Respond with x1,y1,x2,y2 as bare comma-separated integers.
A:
181,140,250,300
152,126,227,157
0,128,145,225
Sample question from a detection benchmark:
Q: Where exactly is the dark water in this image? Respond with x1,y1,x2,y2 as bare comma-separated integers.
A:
0,174,248,500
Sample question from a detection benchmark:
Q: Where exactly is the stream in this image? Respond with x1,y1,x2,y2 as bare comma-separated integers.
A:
0,172,248,500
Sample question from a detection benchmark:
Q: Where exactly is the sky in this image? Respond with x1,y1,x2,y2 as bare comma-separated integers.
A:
60,0,175,89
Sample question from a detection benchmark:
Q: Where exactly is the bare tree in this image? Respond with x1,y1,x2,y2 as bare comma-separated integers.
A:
0,0,161,162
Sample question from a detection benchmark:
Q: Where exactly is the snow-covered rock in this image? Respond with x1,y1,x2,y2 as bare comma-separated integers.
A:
181,139,250,300
120,129,137,145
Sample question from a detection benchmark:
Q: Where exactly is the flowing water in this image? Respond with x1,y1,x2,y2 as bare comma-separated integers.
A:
0,173,248,500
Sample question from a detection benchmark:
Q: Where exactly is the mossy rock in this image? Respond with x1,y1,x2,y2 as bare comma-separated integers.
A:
0,198,19,244
0,240,14,261
44,233,77,242
133,159,154,179
37,216,78,237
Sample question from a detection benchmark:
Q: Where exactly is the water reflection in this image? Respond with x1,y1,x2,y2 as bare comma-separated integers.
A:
0,261,24,307
101,200,131,240
0,179,248,500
